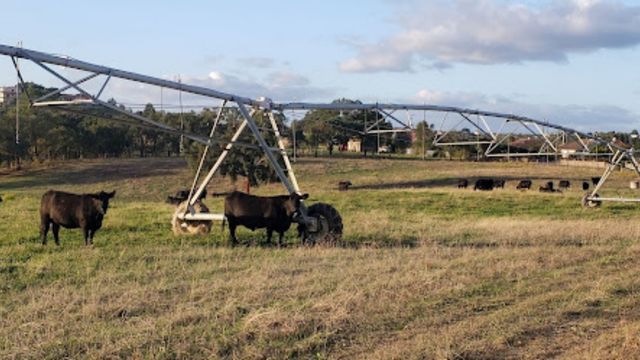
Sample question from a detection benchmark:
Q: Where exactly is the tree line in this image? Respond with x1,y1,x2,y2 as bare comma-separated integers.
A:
0,83,185,168
0,86,424,171
11,82,634,179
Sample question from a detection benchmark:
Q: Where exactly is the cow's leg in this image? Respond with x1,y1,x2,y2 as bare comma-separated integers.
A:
278,231,284,247
40,215,50,245
52,223,61,246
266,227,273,245
88,229,96,245
82,227,90,246
228,220,238,246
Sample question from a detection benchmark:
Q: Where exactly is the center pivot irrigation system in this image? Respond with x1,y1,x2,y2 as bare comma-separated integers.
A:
2,44,640,241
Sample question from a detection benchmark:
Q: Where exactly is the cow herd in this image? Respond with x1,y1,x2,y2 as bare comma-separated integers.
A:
32,174,605,246
457,177,601,193
35,186,310,247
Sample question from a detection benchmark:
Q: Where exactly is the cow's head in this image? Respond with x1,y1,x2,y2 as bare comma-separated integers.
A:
96,190,116,214
284,192,309,218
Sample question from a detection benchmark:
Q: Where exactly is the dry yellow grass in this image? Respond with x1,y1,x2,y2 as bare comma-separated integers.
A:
2,156,640,359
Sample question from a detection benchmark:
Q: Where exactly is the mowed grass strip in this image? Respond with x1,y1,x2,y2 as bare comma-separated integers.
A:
1,156,640,359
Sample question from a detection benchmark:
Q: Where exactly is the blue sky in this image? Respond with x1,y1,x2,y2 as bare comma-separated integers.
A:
1,0,639,131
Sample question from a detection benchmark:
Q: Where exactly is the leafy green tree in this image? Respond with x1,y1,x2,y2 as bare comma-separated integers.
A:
411,121,435,157
298,99,394,157
185,109,285,192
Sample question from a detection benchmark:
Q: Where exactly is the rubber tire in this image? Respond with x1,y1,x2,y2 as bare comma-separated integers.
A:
300,203,343,245
171,200,213,235
581,192,601,209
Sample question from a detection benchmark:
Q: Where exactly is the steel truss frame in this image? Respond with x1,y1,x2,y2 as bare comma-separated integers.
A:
0,44,304,225
584,149,640,206
430,112,615,158
0,43,637,209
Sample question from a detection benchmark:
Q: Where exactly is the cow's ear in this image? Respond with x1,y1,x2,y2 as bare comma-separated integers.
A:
109,190,116,198
301,193,309,200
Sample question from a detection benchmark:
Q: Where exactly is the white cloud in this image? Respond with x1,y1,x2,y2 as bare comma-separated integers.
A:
411,88,640,132
190,70,332,101
266,71,310,87
101,70,334,106
340,0,640,72
208,71,224,83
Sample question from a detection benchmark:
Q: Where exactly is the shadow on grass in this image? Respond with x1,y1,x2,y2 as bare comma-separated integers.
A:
0,157,187,190
349,175,595,191
333,234,419,249
174,232,420,249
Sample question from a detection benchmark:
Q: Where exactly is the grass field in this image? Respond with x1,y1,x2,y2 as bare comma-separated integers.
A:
2,156,640,359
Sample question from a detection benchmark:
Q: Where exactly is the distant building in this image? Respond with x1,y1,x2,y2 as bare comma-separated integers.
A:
508,136,544,152
347,138,361,152
558,139,597,158
611,138,631,150
0,86,17,105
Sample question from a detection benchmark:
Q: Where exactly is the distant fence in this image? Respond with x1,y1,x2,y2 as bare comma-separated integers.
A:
559,160,608,169
559,159,637,171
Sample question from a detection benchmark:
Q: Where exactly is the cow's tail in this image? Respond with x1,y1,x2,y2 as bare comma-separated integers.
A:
221,217,226,231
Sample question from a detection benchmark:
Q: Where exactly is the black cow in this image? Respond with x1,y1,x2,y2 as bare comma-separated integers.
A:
494,179,505,189
474,179,494,191
0,195,3,203
167,188,207,205
516,179,532,190
539,181,560,193
40,190,116,246
338,181,352,191
457,179,469,189
223,191,308,246
592,177,601,185
582,182,590,191
559,180,571,189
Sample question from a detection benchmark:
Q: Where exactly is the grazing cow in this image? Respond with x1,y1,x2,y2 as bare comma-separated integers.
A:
494,179,505,189
338,181,352,191
582,182,590,191
592,177,601,185
516,179,532,190
40,190,116,246
223,191,308,246
167,188,207,205
474,178,494,191
559,180,571,189
457,179,469,189
539,181,560,193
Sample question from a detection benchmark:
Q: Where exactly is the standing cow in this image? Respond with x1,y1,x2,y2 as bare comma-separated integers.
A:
539,181,559,193
516,179,532,190
474,179,494,191
338,181,352,191
457,179,469,189
494,179,505,189
223,191,308,246
40,190,116,246
166,188,207,205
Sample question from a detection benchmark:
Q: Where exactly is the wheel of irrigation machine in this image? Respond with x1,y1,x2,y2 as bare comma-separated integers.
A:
171,200,213,235
299,203,343,245
581,192,602,209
